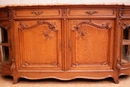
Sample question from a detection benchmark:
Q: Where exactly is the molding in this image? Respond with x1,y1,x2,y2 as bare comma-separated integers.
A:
18,21,58,39
118,9,122,25
31,11,43,16
122,22,130,30
11,58,16,72
72,20,112,39
116,58,121,73
72,61,109,67
101,61,110,65
22,62,59,67
72,62,79,66
0,23,11,30
85,11,98,15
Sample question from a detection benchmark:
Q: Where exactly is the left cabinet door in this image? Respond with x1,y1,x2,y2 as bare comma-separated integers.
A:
15,20,63,71
0,21,12,75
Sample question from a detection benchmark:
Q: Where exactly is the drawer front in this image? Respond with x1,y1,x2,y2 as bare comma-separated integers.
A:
122,9,130,17
15,9,61,17
0,10,9,18
68,9,114,16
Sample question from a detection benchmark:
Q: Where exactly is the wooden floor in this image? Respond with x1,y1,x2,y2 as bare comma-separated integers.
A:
0,74,130,87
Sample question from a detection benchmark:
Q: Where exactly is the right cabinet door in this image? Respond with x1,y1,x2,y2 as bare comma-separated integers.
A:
120,8,130,75
121,20,130,65
67,20,114,71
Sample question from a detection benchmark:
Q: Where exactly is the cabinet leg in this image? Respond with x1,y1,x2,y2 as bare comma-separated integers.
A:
113,77,119,84
13,76,19,84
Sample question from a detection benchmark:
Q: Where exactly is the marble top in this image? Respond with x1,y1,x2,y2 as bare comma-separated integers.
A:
0,3,130,8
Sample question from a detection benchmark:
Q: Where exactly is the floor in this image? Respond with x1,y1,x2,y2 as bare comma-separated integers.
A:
0,74,130,87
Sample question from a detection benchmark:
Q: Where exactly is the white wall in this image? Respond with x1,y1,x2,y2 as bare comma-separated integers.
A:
0,0,130,6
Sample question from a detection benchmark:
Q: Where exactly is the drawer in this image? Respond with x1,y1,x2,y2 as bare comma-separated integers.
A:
0,10,9,18
121,9,130,17
14,9,61,17
68,9,115,17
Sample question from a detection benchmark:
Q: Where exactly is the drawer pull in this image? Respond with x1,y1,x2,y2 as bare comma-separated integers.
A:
31,11,43,16
85,11,98,15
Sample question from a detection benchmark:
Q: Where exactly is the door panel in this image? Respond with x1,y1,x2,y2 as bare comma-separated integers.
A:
121,20,130,65
15,20,62,71
67,20,114,70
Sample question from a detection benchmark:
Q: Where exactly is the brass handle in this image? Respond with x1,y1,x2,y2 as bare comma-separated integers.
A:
85,11,98,15
31,11,43,16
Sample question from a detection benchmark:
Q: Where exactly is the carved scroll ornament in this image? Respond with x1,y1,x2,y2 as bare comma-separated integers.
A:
18,21,58,39
85,11,98,15
122,22,130,30
11,58,16,71
72,20,112,39
116,58,121,73
0,23,11,30
31,11,43,16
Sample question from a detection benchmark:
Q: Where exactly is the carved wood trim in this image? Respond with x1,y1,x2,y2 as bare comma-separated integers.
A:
72,61,109,67
85,11,98,15
31,11,43,16
101,61,110,65
72,20,112,39
11,58,16,72
21,62,59,67
119,9,122,18
72,62,79,66
116,58,121,73
18,21,58,39
0,23,11,30
118,9,122,25
122,22,130,30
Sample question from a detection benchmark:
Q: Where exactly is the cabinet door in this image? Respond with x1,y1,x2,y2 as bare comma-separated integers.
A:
120,8,130,75
67,20,114,71
121,20,130,65
0,21,12,75
15,20,62,71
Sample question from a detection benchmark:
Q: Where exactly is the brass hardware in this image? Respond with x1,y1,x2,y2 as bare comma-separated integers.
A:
31,11,43,16
85,11,98,15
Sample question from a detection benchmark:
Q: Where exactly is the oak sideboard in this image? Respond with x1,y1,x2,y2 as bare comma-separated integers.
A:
0,5,130,83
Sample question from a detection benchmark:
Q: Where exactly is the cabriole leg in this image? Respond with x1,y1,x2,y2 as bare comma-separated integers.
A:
13,76,19,84
113,76,119,84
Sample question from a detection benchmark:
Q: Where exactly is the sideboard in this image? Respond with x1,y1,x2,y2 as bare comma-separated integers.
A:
0,5,130,84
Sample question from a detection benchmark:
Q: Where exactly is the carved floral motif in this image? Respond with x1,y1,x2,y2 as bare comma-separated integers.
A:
72,20,112,39
18,21,58,39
